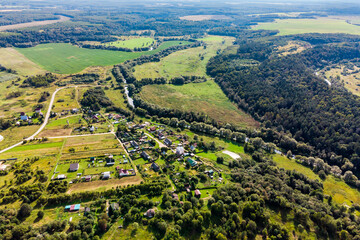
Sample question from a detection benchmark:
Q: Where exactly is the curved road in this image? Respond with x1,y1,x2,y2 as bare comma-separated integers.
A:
0,86,69,154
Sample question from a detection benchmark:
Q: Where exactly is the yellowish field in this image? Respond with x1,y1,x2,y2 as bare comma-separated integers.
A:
180,15,231,21
323,65,360,96
67,175,143,193
253,17,360,35
0,48,45,76
52,87,80,112
0,15,70,31
0,125,39,151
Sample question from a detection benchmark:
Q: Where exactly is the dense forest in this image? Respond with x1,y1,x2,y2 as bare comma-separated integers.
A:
207,39,360,185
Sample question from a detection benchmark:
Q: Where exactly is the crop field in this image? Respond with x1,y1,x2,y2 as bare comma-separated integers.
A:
140,80,258,128
273,154,360,205
252,17,360,35
134,36,233,79
0,48,45,76
0,15,70,31
104,37,155,49
16,41,190,74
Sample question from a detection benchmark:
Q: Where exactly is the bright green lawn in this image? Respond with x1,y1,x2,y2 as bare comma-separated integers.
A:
140,80,258,128
252,18,360,35
105,37,155,49
16,41,190,74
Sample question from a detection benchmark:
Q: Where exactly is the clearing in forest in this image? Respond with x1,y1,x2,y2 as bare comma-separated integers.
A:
252,17,360,35
140,80,258,129
104,37,155,49
134,36,234,79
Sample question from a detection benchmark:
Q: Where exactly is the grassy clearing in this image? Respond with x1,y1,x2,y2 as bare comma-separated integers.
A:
140,80,258,128
52,87,80,112
252,17,360,35
0,125,39,151
134,36,233,79
0,48,45,76
104,37,155,49
46,115,84,130
323,65,360,96
16,41,190,74
105,88,128,109
67,175,142,194
272,154,360,206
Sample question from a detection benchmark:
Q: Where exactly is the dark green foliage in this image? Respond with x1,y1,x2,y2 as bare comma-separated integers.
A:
21,73,57,87
80,88,113,111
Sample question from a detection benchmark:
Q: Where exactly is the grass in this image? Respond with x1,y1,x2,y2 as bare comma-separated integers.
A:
46,115,84,130
0,125,39,151
52,87,80,112
272,154,360,206
0,48,45,76
252,17,360,35
323,65,360,96
16,41,190,74
104,37,155,49
134,36,233,79
140,80,258,128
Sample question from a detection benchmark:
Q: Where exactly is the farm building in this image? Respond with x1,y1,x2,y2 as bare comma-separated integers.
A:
151,162,160,172
164,138,172,146
69,163,79,172
102,172,111,180
57,174,66,180
187,158,197,167
195,189,201,198
141,151,151,160
65,204,81,212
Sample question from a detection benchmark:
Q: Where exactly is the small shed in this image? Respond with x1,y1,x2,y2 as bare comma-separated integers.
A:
57,174,66,180
195,189,201,198
102,171,111,180
144,209,155,218
84,207,90,216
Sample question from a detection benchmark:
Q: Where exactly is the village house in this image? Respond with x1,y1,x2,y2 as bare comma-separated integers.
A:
102,171,111,180
57,174,67,180
119,169,129,177
20,112,28,121
195,189,201,198
141,151,151,160
151,162,160,172
164,138,172,146
130,140,139,149
187,158,197,167
69,163,79,172
65,204,81,212
176,145,185,156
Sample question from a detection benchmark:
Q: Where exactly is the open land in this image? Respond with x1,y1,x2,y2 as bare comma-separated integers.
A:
252,17,360,35
16,41,190,74
0,15,70,31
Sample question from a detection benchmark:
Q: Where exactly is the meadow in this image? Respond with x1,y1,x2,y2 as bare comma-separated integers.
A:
134,36,233,79
16,41,190,74
104,37,155,49
140,80,258,128
252,17,360,35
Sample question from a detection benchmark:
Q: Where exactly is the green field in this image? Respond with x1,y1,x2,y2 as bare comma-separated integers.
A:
252,17,360,35
104,37,155,49
140,80,258,128
16,41,190,74
134,36,233,79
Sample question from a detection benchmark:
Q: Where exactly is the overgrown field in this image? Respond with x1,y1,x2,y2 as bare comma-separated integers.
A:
134,36,233,79
273,154,360,206
140,80,258,128
16,41,190,74
252,17,360,35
